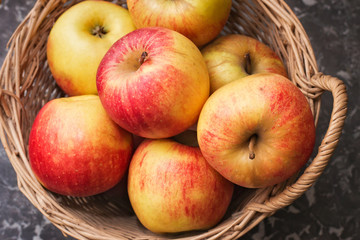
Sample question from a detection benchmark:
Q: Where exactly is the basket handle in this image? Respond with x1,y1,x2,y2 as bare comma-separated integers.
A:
247,72,348,213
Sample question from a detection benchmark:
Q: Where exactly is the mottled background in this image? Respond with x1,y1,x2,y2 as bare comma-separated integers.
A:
0,0,359,239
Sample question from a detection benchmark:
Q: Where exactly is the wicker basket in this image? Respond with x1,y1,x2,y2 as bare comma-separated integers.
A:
0,0,348,239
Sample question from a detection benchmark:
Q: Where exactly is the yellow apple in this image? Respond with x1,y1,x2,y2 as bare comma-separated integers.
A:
126,0,232,47
128,138,234,233
47,0,136,96
201,34,288,93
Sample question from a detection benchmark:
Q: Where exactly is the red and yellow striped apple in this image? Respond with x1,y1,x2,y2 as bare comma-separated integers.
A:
201,34,288,93
96,27,210,139
28,95,133,197
127,138,234,233
47,0,135,96
197,73,316,188
126,0,232,47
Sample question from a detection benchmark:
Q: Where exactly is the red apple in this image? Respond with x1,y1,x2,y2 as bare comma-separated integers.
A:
127,138,234,233
201,34,288,93
96,27,210,139
126,0,232,47
28,95,133,197
197,73,316,188
47,0,136,96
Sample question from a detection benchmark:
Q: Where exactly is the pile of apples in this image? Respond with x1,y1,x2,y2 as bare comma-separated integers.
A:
28,0,316,234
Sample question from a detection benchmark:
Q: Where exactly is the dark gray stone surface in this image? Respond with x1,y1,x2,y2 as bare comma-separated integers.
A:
1,0,359,239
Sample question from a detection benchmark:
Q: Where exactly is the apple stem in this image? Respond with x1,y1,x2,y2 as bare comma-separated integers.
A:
245,53,251,75
249,135,257,160
139,51,148,65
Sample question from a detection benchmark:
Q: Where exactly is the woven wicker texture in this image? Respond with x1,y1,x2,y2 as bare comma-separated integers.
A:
0,0,348,239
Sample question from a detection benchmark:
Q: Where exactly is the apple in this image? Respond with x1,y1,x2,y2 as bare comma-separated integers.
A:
96,27,210,139
201,34,288,93
28,95,134,197
47,0,136,96
126,0,232,47
127,138,234,233
197,73,316,188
